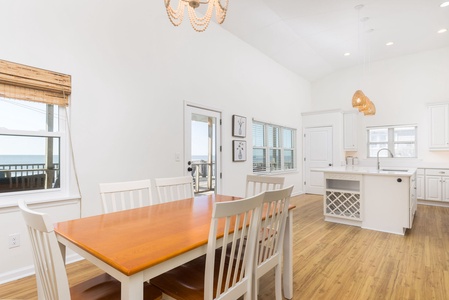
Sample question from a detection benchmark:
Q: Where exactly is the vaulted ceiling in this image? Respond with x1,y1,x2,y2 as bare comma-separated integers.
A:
219,0,449,81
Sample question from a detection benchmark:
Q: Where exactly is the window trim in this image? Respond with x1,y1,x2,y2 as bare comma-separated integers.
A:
0,103,71,203
252,120,297,173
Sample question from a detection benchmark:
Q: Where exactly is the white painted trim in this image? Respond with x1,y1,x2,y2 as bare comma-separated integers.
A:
0,197,80,212
0,253,83,284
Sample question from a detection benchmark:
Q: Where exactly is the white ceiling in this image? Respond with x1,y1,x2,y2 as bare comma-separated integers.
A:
218,0,449,81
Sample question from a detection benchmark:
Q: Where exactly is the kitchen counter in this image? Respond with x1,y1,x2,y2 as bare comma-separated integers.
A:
314,166,417,176
319,166,417,235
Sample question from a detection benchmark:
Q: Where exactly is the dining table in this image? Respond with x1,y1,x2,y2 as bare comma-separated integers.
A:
54,194,295,299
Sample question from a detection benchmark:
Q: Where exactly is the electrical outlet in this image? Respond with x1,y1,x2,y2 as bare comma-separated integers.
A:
8,233,20,248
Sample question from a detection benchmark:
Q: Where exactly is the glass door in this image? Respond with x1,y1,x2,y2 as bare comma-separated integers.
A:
184,104,221,195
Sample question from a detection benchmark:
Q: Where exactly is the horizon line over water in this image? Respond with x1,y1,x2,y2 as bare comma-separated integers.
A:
0,155,59,165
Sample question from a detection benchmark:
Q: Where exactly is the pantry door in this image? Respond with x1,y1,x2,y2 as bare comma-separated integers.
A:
304,126,333,194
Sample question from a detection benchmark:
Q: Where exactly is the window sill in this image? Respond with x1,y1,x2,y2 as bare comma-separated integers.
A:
0,190,80,211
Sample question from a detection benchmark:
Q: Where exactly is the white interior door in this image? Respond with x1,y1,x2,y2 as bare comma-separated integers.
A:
304,126,333,195
185,104,221,194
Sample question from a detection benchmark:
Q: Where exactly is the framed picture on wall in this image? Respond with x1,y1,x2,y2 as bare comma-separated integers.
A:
233,140,246,162
232,115,246,137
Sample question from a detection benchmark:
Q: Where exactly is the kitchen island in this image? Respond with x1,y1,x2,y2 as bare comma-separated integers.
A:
318,166,417,235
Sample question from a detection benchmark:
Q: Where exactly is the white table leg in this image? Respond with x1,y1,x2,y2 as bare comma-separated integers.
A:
58,242,66,264
283,210,294,299
121,273,144,300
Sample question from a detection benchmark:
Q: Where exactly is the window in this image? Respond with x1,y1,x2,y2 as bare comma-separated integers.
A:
0,59,71,195
0,98,64,193
367,125,417,158
252,121,296,173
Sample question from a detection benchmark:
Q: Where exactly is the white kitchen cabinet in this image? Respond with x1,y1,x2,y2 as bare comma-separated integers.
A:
416,168,425,199
428,103,449,150
343,111,357,151
425,169,449,202
364,173,416,235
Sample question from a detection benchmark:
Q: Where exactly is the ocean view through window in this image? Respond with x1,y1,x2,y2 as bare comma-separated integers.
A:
0,97,63,193
252,120,296,173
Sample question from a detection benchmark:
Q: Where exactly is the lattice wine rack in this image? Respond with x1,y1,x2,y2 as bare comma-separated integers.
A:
325,190,361,220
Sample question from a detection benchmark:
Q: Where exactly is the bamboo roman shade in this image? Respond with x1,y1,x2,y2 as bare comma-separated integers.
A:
0,59,71,106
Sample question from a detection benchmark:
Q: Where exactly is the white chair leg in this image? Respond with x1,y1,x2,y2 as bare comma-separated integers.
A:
275,264,283,300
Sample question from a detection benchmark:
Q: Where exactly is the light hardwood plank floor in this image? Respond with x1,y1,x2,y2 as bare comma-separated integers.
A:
1,194,449,299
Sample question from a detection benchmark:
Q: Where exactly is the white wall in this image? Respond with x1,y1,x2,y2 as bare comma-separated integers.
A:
0,0,310,282
312,46,449,166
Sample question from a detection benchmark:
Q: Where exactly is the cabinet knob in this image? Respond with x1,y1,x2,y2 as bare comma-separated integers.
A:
397,178,402,183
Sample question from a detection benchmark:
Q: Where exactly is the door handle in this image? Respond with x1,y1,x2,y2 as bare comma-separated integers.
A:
187,167,193,172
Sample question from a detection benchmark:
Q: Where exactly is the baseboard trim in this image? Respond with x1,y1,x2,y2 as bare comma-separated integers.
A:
0,252,83,285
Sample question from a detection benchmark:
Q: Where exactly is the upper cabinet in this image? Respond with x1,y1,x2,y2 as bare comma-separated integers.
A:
428,103,449,150
343,111,358,151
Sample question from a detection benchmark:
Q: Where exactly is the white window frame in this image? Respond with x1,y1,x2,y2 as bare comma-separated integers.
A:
0,103,71,206
252,120,296,173
367,125,417,158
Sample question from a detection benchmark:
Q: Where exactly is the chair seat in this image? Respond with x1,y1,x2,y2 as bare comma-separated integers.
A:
71,273,162,300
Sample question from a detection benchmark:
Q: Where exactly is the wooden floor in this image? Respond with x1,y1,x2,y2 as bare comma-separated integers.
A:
2,194,449,299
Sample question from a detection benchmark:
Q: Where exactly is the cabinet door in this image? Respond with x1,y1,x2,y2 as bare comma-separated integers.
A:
343,112,357,151
428,104,449,150
409,176,417,227
442,176,449,202
416,175,425,199
425,175,442,201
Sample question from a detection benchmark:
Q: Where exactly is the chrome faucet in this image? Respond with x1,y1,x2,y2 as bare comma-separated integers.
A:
377,148,394,170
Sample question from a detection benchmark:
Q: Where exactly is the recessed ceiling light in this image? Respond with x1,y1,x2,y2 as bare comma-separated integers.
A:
386,42,394,46
438,28,448,33
441,1,449,8
344,53,351,56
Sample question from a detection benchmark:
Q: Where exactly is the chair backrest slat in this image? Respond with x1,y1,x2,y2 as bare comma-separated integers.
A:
257,186,293,271
19,200,72,300
204,192,264,300
245,175,285,197
99,179,153,213
155,176,194,203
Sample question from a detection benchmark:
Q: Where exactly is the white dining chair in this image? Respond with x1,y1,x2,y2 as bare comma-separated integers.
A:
255,185,293,300
18,200,163,300
154,176,194,203
150,192,264,300
99,179,153,213
245,174,285,197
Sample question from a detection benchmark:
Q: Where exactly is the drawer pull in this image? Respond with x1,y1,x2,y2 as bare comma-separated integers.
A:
440,171,446,174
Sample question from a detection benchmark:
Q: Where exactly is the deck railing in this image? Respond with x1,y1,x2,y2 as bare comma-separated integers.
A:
0,163,60,193
191,160,215,194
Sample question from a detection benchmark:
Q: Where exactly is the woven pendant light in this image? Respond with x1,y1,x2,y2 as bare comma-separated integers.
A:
363,100,376,116
358,96,375,115
352,90,366,108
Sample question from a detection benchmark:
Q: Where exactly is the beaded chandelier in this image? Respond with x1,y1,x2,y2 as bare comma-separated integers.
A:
164,0,229,32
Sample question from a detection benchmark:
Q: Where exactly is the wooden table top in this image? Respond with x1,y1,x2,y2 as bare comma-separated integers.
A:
54,194,240,276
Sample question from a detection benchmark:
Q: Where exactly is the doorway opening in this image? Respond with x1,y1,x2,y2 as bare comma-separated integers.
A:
185,104,221,195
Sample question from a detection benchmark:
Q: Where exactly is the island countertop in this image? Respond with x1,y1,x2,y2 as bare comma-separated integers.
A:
313,166,417,176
